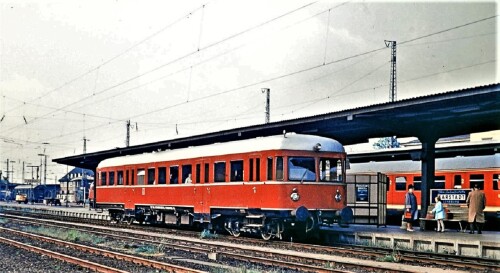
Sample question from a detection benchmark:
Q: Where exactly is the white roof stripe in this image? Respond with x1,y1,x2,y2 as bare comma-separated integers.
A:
98,133,344,168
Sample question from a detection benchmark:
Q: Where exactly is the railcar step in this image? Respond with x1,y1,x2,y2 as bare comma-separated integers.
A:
246,215,264,219
244,224,264,227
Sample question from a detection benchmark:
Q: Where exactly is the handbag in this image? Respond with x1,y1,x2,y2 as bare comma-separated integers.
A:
404,210,412,219
426,212,434,219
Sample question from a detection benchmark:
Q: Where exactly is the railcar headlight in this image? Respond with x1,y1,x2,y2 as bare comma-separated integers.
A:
313,143,322,152
335,189,342,202
290,188,300,202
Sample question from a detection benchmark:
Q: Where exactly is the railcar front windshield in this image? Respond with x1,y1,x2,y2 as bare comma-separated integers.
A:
288,157,316,181
288,156,345,182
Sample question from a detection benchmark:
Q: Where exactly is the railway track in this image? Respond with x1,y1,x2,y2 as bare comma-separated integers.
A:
2,212,490,273
0,227,205,273
0,235,129,273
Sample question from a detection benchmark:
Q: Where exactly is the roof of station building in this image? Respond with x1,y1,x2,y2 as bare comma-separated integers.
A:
54,83,500,170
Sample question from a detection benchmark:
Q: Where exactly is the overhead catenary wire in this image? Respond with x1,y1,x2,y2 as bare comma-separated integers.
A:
1,10,496,155
0,1,319,136
1,3,210,117
33,56,496,148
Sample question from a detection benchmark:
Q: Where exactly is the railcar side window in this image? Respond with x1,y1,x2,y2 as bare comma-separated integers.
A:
101,172,107,186
319,158,341,182
276,156,284,181
395,176,407,191
256,158,260,181
214,162,226,182
125,170,129,185
494,174,499,190
158,167,167,184
434,176,445,189
267,157,273,180
195,164,201,183
117,171,124,185
413,176,421,191
170,166,179,184
131,170,135,185
288,157,315,182
249,159,254,181
204,163,209,183
109,171,115,186
470,174,484,190
454,175,462,189
147,168,155,185
182,165,192,184
230,160,244,182
137,169,145,185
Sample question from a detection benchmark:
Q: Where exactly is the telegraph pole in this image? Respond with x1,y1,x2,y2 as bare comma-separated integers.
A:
5,159,10,181
43,155,47,185
126,120,131,147
22,161,25,182
261,88,270,124
384,40,397,102
5,159,15,182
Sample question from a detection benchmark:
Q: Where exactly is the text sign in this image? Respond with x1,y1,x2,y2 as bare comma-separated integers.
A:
24,179,40,184
356,184,369,202
430,189,471,204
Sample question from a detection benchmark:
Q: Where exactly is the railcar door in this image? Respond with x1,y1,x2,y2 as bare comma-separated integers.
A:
124,168,134,209
193,161,210,221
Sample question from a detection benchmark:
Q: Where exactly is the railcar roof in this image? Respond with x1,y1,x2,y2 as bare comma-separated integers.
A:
348,154,499,174
98,134,344,168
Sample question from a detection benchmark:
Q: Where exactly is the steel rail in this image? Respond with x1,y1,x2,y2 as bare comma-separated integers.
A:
0,227,206,273
1,215,419,273
0,235,129,273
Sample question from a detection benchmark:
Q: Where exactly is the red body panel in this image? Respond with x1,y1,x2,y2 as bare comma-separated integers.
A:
96,182,345,212
95,147,347,213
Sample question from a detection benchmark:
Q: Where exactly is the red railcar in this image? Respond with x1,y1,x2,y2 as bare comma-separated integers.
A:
94,133,352,240
349,154,500,227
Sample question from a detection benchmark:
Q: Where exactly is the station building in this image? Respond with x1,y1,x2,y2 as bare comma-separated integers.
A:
57,167,94,203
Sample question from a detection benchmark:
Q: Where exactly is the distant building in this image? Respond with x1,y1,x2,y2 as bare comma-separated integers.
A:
58,167,94,203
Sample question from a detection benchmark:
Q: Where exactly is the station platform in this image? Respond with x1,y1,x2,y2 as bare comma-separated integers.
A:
323,224,500,259
0,201,110,221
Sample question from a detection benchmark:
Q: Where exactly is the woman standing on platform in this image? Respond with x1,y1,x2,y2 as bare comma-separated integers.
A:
404,184,418,232
432,196,445,232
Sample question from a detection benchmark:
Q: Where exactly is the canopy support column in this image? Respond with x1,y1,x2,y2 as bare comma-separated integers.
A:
418,135,438,219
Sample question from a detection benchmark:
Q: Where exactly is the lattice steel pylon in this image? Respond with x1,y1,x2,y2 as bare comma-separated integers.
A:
384,40,397,102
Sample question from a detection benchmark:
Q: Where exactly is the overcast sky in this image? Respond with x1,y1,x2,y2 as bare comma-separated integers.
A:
0,0,497,182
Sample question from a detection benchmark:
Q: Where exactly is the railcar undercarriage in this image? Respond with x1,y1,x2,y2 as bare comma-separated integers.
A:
103,204,352,241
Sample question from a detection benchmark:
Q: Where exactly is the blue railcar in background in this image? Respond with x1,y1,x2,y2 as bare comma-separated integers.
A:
14,184,61,204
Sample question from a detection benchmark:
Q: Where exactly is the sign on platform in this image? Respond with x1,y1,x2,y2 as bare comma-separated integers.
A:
356,184,369,202
430,189,472,204
24,179,41,184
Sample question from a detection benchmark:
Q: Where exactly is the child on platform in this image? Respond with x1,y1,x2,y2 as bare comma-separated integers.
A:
432,196,445,232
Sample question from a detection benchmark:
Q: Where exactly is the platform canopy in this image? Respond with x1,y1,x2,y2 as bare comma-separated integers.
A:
54,83,500,170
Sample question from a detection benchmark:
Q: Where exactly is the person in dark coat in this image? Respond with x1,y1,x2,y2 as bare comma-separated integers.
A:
404,184,418,232
466,184,486,234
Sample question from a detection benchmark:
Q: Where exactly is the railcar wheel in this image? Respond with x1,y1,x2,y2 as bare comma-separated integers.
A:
261,230,272,240
224,219,241,237
260,219,283,240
